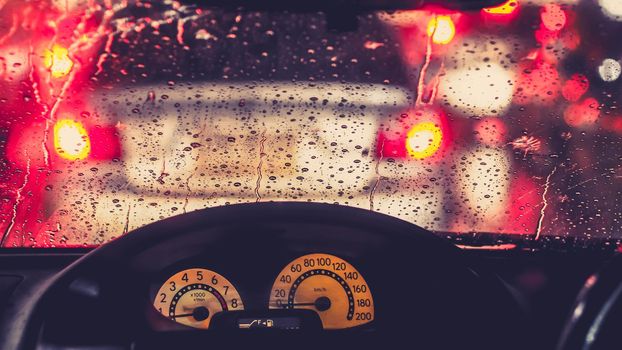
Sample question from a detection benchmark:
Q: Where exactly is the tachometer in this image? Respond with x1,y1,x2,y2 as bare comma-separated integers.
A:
269,253,374,329
153,268,243,329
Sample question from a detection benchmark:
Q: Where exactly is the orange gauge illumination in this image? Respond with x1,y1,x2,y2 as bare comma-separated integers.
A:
153,268,244,329
43,44,73,78
405,121,443,159
269,254,374,330
53,119,91,160
427,15,455,45
483,0,518,15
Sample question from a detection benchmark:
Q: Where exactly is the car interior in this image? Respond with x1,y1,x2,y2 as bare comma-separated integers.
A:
2,0,622,349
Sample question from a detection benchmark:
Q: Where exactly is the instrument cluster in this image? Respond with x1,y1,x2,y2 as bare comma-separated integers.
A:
151,253,374,331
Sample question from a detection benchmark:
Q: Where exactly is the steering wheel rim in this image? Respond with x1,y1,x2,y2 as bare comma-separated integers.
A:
5,202,487,350
557,255,622,350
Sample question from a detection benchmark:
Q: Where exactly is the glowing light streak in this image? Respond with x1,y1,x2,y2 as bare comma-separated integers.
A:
255,130,267,203
535,166,557,240
0,158,30,247
370,138,385,211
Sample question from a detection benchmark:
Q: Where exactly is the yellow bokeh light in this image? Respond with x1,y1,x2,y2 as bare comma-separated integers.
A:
483,0,519,15
426,15,455,45
43,44,73,78
405,122,443,159
54,119,90,160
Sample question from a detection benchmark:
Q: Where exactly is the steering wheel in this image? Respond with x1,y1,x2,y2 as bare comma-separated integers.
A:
557,255,622,350
1,202,525,350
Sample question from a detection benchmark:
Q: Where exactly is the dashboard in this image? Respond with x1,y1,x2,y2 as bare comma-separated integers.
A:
1,247,613,350
0,203,537,349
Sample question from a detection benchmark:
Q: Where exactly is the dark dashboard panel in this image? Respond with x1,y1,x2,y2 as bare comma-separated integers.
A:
0,200,616,350
0,251,85,349
0,275,22,310
464,250,612,350
0,200,497,349
0,249,612,350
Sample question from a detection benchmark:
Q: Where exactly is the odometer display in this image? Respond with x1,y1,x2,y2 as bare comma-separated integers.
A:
269,253,374,329
153,268,243,329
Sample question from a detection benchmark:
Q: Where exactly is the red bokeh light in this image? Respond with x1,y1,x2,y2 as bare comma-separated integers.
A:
507,172,541,234
376,107,451,161
560,28,581,50
5,121,48,169
515,61,561,105
562,74,589,102
377,133,408,158
540,4,566,32
89,125,122,160
564,97,600,128
601,116,622,134
474,118,508,146
535,25,560,46
6,117,121,166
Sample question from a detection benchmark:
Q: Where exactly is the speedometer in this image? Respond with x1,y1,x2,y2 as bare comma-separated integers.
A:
153,268,244,329
269,253,374,329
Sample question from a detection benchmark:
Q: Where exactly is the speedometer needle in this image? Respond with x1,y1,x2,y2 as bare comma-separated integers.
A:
278,297,332,311
287,302,315,306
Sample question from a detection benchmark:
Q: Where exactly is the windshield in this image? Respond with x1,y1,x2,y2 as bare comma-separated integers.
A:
1,0,621,249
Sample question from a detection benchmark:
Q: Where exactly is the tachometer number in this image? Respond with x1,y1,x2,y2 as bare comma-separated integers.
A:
153,268,244,329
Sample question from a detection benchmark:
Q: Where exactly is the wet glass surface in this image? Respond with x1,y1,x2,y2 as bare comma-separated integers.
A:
1,0,622,248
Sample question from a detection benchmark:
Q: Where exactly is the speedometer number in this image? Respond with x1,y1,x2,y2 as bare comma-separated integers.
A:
269,253,374,329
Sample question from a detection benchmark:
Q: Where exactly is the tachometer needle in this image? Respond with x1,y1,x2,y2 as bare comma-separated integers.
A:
171,306,210,321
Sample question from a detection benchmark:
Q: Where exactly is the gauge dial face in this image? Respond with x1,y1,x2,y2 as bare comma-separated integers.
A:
153,268,243,329
269,253,374,329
